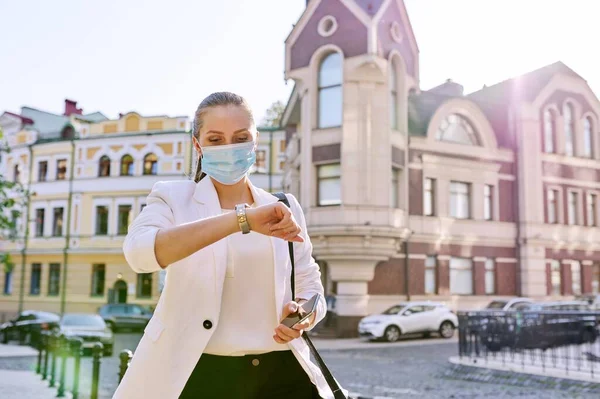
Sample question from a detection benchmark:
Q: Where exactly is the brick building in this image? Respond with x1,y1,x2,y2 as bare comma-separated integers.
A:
280,0,600,336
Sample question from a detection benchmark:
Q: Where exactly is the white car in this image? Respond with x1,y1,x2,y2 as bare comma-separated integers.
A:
484,297,532,311
358,302,458,342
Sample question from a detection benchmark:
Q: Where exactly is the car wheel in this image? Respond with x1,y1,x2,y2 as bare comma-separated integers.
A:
439,321,455,339
384,326,401,343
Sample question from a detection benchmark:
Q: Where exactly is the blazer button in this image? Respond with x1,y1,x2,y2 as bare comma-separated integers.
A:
203,320,213,330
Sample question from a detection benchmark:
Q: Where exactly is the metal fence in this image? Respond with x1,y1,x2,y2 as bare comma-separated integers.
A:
457,310,600,380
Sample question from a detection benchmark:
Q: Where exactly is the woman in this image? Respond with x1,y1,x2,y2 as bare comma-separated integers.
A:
113,92,334,399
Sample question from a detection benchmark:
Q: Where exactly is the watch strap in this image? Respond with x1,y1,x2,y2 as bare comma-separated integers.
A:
234,203,250,234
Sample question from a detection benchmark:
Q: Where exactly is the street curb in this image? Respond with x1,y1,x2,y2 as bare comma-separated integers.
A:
442,361,600,394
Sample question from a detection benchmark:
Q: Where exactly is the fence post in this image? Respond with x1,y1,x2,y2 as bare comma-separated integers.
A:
70,338,83,399
91,342,103,399
42,332,49,380
49,332,58,387
57,335,68,397
119,349,133,382
36,330,43,374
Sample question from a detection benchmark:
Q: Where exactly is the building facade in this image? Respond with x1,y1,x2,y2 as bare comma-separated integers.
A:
281,0,600,336
0,100,286,318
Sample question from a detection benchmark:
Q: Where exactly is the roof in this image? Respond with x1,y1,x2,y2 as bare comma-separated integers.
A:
408,90,457,137
20,107,71,139
74,112,109,123
468,61,583,105
3,111,34,125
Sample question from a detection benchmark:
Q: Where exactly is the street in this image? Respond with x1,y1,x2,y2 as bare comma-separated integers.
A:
2,333,598,398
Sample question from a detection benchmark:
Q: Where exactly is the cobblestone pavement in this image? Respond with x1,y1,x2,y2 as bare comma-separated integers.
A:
1,334,599,398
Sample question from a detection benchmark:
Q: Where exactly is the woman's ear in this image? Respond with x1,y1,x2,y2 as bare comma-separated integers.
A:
192,136,202,155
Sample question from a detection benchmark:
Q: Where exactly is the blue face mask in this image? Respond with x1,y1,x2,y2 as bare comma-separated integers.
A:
200,141,257,185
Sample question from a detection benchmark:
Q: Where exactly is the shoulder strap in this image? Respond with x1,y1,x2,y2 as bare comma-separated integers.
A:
273,192,347,399
273,192,295,299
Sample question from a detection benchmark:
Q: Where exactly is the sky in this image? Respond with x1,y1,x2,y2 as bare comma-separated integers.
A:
1,0,599,124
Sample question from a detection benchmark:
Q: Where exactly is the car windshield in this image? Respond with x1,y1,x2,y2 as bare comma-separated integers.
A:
382,305,406,315
61,314,106,328
485,301,508,309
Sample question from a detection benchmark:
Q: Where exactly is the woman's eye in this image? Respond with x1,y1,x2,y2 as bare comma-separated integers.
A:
236,136,249,142
208,137,222,143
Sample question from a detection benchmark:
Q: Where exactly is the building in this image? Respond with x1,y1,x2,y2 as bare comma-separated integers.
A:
280,0,600,336
0,100,286,318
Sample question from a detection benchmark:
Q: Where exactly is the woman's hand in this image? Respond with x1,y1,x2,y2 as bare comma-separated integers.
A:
246,203,304,242
273,301,315,344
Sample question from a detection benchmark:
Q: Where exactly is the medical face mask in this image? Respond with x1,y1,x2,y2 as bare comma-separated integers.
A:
200,141,257,185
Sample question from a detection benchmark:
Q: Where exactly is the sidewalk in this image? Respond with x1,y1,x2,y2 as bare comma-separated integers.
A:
0,369,58,399
312,336,458,350
0,343,39,357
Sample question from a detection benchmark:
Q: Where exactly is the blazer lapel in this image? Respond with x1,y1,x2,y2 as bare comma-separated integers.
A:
249,185,288,321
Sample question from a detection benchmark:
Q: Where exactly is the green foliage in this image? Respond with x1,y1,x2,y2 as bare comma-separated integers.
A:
260,100,286,128
0,128,28,273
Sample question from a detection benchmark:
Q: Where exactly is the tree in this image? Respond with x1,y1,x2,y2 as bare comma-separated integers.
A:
0,128,27,274
260,100,286,127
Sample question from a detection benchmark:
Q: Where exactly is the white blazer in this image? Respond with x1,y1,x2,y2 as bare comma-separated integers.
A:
113,177,342,399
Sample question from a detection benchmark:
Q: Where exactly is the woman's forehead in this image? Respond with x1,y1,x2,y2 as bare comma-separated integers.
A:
201,105,253,133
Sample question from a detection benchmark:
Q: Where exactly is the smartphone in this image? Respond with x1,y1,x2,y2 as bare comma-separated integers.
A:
281,293,322,328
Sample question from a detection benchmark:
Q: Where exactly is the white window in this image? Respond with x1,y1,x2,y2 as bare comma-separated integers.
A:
425,256,436,294
587,193,597,227
484,185,493,221
391,168,400,208
424,178,435,216
449,257,473,295
568,191,578,225
547,189,558,224
389,59,398,130
543,109,556,153
317,163,341,206
572,261,581,295
592,264,600,294
564,103,575,156
550,260,561,296
318,53,343,128
435,114,479,146
485,258,495,294
449,181,470,219
583,117,594,159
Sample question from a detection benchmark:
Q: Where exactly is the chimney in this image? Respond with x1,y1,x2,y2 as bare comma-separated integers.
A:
64,99,83,116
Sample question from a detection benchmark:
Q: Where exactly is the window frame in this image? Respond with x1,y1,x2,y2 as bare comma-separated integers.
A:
449,181,471,219
136,273,153,298
317,52,343,129
543,108,556,154
449,257,473,295
423,178,435,216
563,102,575,156
95,205,110,236
48,263,61,296
30,263,42,296
143,153,158,175
98,155,111,177
90,264,106,297
484,184,493,221
56,158,68,180
424,255,437,295
316,163,342,206
120,154,135,176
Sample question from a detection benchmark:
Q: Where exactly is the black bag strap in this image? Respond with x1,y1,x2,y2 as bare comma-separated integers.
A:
273,192,347,399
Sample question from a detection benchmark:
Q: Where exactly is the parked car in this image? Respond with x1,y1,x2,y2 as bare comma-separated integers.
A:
575,294,600,310
484,297,533,311
98,304,153,332
57,313,114,356
480,301,597,351
0,310,60,346
358,302,458,342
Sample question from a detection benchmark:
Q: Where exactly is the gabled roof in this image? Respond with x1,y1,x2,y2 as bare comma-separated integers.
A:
3,111,34,125
74,112,109,123
468,61,583,105
20,107,71,138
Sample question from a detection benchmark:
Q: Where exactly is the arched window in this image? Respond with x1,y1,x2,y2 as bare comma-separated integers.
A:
98,156,111,177
143,153,158,175
543,109,556,153
389,59,398,130
120,154,134,176
435,114,479,145
583,116,594,158
564,103,575,156
318,52,343,129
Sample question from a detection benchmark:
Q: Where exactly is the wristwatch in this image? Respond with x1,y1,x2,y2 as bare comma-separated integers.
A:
234,203,251,234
